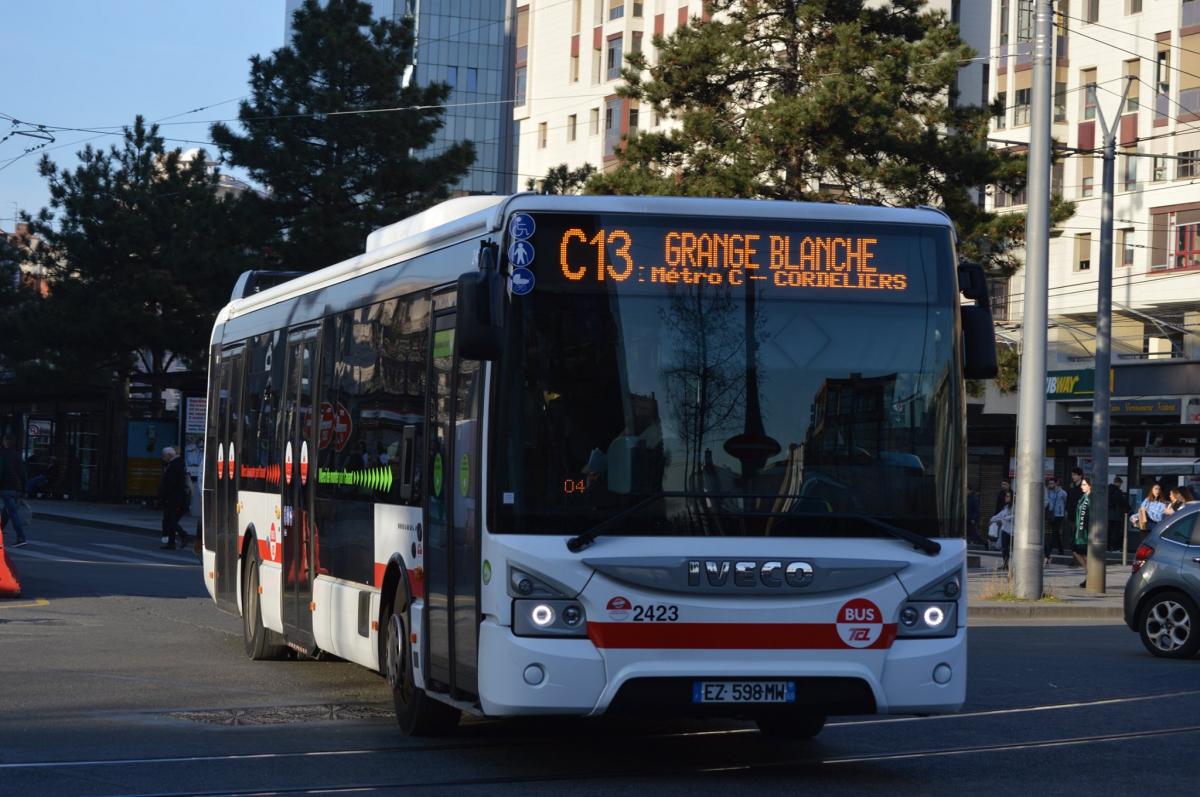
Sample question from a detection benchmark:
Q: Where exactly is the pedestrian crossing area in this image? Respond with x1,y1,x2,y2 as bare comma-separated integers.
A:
8,539,199,568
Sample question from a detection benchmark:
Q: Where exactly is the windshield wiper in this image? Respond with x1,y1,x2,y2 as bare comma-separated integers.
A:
565,496,943,555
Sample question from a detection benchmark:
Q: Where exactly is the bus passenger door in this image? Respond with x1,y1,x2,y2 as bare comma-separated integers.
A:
424,307,482,697
281,329,319,646
215,348,243,609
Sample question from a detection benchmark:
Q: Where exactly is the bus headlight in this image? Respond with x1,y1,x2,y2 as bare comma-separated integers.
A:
513,599,587,638
896,601,957,638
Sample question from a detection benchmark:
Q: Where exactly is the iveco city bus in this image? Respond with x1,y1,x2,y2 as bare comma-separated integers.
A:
202,194,997,737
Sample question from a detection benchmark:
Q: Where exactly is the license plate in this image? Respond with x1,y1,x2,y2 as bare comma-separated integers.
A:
692,681,796,704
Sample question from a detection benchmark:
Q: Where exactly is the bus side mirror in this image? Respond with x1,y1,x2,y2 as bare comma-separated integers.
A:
957,262,998,379
457,242,504,361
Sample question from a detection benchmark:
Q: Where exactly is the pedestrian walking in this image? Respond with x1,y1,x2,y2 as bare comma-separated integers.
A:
1073,476,1092,587
994,480,1011,515
988,490,1015,570
158,447,189,550
1043,477,1067,562
0,434,28,546
1064,467,1084,537
1107,476,1127,551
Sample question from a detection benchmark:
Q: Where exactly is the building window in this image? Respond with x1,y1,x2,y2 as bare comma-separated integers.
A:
1124,59,1140,112
1176,222,1200,268
609,0,624,20
1180,150,1200,179
568,114,577,141
1085,0,1099,23
632,1,643,16
1152,156,1167,181
1054,81,1068,121
1016,0,1033,41
1014,88,1031,125
606,36,624,80
592,42,602,84
1156,51,1171,120
589,107,600,135
1082,68,1097,120
572,0,582,33
538,122,547,148
1082,176,1094,196
1127,0,1141,13
466,68,478,93
629,107,639,134
632,32,643,55
604,98,622,156
515,67,526,106
1000,0,1010,45
995,91,1007,129
1075,232,1092,271
570,54,580,83
1118,228,1135,267
1052,161,1064,195
1122,151,1138,190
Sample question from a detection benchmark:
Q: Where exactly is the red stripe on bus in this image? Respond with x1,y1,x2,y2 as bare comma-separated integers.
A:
257,538,274,563
586,622,898,650
407,568,424,600
374,563,386,589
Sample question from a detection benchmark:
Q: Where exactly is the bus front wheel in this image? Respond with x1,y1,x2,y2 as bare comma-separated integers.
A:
242,550,287,660
385,580,460,736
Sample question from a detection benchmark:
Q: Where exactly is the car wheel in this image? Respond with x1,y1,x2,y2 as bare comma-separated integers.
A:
755,713,826,739
243,549,287,660
384,579,460,736
1138,590,1200,659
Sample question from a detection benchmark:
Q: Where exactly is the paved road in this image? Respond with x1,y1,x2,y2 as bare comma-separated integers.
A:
2,518,1197,796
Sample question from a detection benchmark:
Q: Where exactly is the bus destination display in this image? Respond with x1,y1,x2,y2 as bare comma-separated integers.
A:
508,211,944,301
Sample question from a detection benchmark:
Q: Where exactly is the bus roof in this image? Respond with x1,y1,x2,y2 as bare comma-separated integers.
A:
216,194,954,327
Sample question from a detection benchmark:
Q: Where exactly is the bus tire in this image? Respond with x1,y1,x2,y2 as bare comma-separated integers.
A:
242,550,287,661
755,713,826,739
385,579,460,736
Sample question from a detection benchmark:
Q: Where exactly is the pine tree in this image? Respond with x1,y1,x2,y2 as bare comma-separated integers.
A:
527,163,597,194
589,0,1072,277
27,118,251,386
212,0,475,271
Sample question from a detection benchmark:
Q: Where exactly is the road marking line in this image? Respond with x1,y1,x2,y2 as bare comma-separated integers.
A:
95,543,197,563
0,597,49,610
6,548,194,569
23,540,141,563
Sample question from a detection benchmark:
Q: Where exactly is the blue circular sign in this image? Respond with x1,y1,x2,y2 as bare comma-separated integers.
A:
510,267,536,296
508,213,536,241
508,240,535,268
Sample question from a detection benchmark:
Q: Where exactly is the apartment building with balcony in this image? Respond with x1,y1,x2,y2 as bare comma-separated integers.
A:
516,0,990,189
980,0,1200,494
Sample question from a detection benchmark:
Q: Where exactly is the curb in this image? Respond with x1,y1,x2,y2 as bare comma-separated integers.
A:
970,603,1125,620
33,512,161,538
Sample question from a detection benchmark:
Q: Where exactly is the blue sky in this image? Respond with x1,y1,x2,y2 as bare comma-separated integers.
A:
0,1,285,229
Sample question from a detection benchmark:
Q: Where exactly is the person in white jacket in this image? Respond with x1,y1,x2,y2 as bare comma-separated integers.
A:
988,490,1015,570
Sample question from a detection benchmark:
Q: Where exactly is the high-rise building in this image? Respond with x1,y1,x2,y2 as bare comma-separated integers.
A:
285,0,517,196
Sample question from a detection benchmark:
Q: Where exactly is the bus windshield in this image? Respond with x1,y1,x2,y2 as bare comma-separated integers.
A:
491,212,964,539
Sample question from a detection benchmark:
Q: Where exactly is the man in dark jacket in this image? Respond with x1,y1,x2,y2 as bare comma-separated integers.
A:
158,447,189,550
0,434,27,546
1064,467,1084,537
1107,476,1128,551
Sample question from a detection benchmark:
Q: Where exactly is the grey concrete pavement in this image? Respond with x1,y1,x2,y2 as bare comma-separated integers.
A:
968,548,1128,620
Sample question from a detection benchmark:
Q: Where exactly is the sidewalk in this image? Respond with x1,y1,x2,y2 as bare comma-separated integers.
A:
27,500,1127,621
968,548,1127,621
28,498,164,535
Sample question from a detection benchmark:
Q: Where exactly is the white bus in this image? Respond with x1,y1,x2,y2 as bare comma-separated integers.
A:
202,194,997,737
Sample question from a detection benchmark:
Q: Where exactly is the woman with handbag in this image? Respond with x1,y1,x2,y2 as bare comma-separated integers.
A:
988,490,1015,570
1135,483,1167,533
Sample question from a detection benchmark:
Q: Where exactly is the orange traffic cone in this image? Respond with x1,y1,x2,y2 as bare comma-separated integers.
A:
0,519,22,598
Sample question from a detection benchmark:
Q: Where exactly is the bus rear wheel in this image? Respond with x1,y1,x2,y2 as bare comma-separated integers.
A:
384,580,460,736
755,713,826,739
242,550,287,660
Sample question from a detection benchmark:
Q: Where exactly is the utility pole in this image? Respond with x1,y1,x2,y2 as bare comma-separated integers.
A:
1086,76,1135,594
1011,0,1054,600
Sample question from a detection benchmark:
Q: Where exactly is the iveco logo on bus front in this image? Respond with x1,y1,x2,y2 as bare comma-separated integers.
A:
685,560,815,589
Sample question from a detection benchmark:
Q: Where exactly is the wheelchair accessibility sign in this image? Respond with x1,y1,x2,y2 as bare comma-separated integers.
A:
508,213,535,240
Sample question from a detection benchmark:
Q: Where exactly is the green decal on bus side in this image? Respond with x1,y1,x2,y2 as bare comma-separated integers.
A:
433,452,444,497
317,466,393,491
433,328,455,359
